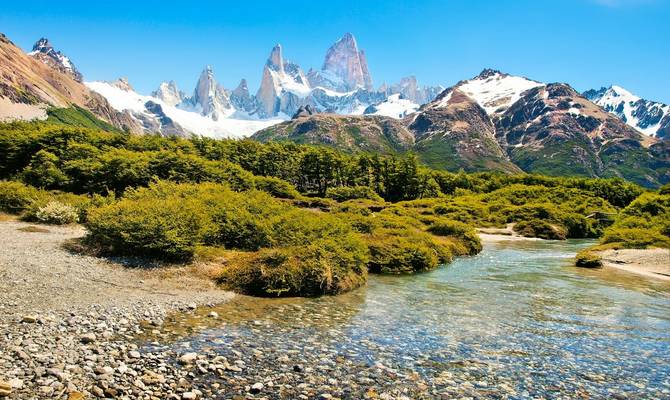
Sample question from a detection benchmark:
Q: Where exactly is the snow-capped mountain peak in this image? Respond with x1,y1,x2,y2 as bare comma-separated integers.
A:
308,33,373,92
453,69,544,116
190,66,234,121
152,81,184,107
28,37,83,82
584,85,670,138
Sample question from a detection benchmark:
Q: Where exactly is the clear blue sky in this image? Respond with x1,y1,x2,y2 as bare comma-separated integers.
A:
1,0,668,103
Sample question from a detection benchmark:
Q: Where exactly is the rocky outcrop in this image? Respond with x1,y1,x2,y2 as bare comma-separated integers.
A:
189,66,233,121
143,101,187,137
28,38,83,82
152,81,184,107
229,79,255,114
381,76,443,105
307,33,372,91
292,105,317,119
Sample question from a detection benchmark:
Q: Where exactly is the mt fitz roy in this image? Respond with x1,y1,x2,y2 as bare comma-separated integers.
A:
81,32,444,138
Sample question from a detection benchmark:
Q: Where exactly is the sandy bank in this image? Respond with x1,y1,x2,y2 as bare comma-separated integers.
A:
596,248,670,282
0,220,234,316
477,224,543,243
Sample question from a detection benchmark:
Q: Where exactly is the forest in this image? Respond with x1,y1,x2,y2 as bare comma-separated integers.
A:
1,121,667,296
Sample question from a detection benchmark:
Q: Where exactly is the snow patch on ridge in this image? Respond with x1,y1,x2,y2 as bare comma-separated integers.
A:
86,81,283,138
365,94,419,118
458,72,543,115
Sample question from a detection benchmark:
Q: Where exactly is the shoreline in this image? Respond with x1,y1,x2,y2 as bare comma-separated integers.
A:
596,248,670,282
0,220,234,398
477,225,543,243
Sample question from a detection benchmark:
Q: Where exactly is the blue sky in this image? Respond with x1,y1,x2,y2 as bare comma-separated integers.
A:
1,0,668,102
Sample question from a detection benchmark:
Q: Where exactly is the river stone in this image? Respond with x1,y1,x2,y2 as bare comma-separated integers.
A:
179,352,197,364
80,333,96,343
67,392,85,400
21,315,38,323
0,381,11,397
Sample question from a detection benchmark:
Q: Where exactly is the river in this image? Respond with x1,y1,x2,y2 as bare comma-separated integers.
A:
148,239,670,399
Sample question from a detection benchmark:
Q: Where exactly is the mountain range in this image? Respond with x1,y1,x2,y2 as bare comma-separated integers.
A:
0,31,668,187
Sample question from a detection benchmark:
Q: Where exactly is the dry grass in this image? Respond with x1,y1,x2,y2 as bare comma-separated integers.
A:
17,225,50,233
0,213,17,222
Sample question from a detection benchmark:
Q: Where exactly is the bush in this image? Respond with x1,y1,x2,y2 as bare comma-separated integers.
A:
575,249,602,268
514,219,567,240
34,201,79,225
217,236,369,296
325,186,383,202
0,181,46,214
427,218,482,255
86,185,218,260
601,228,670,249
253,176,300,199
364,228,453,274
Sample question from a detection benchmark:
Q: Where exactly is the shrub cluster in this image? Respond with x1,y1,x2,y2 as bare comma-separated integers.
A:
34,201,79,225
85,181,370,296
599,192,670,249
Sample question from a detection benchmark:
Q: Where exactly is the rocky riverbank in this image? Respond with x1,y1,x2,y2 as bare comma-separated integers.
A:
0,219,234,398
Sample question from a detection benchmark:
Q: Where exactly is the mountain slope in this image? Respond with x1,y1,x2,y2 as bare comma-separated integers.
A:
253,110,414,154
0,33,139,131
408,89,521,173
496,83,669,187
584,86,670,139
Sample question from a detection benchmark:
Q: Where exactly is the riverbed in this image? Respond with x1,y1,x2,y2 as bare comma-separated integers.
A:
145,239,670,399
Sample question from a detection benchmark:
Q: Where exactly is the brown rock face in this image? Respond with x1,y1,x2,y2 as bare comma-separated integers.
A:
315,33,373,91
407,89,521,173
0,32,139,132
495,83,669,186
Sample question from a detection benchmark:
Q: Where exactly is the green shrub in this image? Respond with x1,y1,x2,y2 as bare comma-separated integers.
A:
601,228,670,249
575,249,602,268
427,218,482,255
217,236,369,296
0,181,46,214
514,219,567,240
253,176,300,199
86,193,216,260
364,228,453,274
33,201,79,225
325,186,383,202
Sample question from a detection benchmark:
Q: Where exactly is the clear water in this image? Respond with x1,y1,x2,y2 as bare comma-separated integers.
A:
156,239,670,398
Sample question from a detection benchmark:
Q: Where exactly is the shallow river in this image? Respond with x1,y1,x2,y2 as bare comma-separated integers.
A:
151,239,670,399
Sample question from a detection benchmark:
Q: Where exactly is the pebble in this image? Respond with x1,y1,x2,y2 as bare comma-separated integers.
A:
179,352,198,364
80,333,96,343
21,315,37,323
